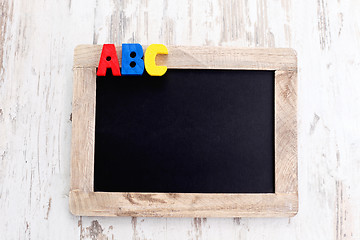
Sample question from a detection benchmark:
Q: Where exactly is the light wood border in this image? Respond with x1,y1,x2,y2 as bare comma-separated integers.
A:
70,45,298,217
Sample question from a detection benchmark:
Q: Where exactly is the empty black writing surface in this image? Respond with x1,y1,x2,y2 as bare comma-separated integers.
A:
94,69,275,193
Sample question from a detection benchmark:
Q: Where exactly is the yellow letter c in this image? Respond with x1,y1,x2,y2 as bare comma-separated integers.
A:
145,44,168,76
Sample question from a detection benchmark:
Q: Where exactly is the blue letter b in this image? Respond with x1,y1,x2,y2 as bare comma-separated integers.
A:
121,44,144,75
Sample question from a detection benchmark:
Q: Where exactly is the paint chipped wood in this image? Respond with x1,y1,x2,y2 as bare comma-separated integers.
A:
0,0,359,238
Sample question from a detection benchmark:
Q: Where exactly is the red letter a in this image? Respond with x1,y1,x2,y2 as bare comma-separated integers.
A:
97,44,121,76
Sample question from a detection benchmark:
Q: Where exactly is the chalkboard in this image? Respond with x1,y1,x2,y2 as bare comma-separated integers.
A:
70,45,298,217
94,69,275,193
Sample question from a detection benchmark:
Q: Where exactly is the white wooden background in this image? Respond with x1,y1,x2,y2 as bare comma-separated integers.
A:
1,0,359,239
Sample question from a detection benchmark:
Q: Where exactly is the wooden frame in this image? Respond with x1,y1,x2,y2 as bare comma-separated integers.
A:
70,45,298,217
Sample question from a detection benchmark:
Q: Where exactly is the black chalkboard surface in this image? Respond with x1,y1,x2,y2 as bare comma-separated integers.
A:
94,69,275,193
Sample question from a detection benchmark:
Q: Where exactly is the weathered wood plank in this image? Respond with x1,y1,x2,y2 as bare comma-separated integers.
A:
74,45,297,70
275,70,298,193
70,68,96,192
0,0,359,239
70,190,298,217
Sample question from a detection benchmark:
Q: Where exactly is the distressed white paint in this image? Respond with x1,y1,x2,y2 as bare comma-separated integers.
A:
0,0,359,239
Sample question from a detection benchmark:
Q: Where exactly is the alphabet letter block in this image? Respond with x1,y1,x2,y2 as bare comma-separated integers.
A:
97,44,121,76
121,43,144,75
145,44,168,76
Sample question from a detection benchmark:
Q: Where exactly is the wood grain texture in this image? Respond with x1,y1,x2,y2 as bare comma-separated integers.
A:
1,0,359,239
71,68,96,192
275,70,298,193
74,45,297,70
70,191,298,217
